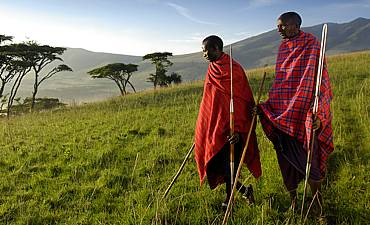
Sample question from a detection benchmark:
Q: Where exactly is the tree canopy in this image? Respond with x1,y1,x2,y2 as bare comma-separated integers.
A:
0,35,72,116
15,42,72,110
143,52,174,89
88,63,138,95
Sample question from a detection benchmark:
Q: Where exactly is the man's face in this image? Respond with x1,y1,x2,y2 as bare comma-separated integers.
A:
277,19,299,39
202,42,220,62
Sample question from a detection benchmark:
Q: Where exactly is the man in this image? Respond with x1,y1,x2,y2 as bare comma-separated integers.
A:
194,35,262,209
258,12,334,216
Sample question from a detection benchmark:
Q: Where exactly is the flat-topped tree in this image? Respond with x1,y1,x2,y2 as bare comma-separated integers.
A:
142,52,173,89
18,41,72,111
88,63,138,96
0,37,35,116
3,43,43,116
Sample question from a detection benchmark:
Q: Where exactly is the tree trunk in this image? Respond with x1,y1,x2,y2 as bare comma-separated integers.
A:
120,80,127,95
127,81,136,93
154,75,157,90
31,86,38,111
7,75,22,117
114,79,125,96
6,68,31,117
0,80,5,98
118,85,125,96
30,72,39,112
124,76,136,93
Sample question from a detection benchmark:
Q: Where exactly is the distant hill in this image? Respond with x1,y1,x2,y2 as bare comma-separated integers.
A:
13,17,370,103
228,17,370,68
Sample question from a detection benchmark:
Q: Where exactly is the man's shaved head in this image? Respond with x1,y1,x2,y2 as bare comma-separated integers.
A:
202,35,223,62
202,35,223,52
278,12,302,28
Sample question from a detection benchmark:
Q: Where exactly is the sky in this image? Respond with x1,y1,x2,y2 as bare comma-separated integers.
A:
0,0,369,56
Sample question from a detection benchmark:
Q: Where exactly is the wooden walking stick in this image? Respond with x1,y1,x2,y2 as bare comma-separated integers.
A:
222,72,267,225
229,45,235,208
162,143,195,200
301,23,328,219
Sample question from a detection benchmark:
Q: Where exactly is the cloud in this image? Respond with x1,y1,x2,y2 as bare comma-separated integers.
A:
166,2,217,25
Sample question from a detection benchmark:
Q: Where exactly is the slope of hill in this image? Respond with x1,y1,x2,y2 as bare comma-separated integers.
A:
0,51,369,224
231,17,370,68
11,17,370,103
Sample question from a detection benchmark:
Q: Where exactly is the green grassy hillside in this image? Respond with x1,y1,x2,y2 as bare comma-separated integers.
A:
0,51,369,224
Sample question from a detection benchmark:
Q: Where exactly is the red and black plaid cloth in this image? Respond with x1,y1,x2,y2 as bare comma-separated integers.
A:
194,53,262,186
259,31,334,177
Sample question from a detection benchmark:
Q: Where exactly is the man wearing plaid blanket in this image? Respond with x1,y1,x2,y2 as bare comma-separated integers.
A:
258,12,334,215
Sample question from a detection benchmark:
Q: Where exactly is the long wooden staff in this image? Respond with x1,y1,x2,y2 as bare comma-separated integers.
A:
161,143,195,200
301,23,328,218
222,72,267,225
229,45,235,207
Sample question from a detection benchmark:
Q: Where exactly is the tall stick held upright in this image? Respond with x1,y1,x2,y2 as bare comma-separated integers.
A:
301,23,328,218
229,45,235,205
222,72,266,225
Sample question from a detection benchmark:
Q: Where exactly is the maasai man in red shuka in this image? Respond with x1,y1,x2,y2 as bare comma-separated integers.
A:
258,12,333,215
194,35,262,209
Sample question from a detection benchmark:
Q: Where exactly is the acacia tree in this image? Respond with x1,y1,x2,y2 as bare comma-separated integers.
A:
142,52,173,89
88,63,138,96
6,59,32,116
20,41,72,110
0,39,34,116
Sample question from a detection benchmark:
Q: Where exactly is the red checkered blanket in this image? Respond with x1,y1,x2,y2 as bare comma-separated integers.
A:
260,31,334,176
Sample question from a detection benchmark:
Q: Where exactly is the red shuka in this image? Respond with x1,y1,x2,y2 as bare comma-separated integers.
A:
194,53,262,185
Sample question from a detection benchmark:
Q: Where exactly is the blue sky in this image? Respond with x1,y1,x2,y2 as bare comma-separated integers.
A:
0,0,369,55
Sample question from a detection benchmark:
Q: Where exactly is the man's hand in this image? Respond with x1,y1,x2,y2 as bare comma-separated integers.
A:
252,104,262,116
227,133,240,144
312,117,321,131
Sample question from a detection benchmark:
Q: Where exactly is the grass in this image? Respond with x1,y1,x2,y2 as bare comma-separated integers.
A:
0,51,369,224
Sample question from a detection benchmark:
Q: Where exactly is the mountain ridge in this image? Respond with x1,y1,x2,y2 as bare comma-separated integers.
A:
12,17,370,103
